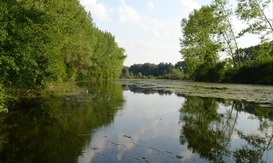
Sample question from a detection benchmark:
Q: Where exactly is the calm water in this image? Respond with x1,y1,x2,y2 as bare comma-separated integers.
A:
1,82,273,163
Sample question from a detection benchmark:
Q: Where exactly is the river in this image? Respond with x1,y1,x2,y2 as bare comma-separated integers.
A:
0,81,273,162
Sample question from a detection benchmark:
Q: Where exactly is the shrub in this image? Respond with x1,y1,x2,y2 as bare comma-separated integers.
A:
230,61,273,84
194,62,226,82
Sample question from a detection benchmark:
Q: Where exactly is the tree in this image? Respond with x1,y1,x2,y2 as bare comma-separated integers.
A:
180,5,221,79
236,0,273,42
127,62,180,79
0,0,50,88
236,41,273,65
211,0,241,68
129,64,143,76
0,0,126,90
90,30,126,81
0,84,7,112
156,62,174,76
174,61,188,74
121,67,130,78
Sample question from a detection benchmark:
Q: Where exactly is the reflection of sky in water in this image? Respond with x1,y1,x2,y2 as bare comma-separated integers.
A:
218,104,260,135
78,89,273,163
78,90,192,163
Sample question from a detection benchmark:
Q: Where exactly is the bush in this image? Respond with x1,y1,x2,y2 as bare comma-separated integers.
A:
194,62,226,82
164,69,185,80
229,61,273,84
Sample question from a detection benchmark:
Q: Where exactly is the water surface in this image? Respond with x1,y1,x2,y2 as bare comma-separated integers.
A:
1,82,273,163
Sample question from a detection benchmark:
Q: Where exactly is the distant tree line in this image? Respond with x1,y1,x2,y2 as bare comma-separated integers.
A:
121,62,185,80
180,0,273,84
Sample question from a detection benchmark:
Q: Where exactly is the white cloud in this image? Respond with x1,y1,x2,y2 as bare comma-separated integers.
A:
180,0,200,12
78,135,108,162
119,0,141,23
146,2,155,10
81,0,184,66
80,0,112,22
116,13,181,65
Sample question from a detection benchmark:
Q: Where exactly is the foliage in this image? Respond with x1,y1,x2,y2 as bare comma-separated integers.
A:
236,0,273,41
174,61,188,73
0,84,8,113
211,0,241,68
180,5,220,78
0,0,50,88
179,0,273,84
123,62,184,79
235,41,273,65
163,68,185,80
194,62,226,82
227,61,273,84
0,0,126,91
120,66,131,78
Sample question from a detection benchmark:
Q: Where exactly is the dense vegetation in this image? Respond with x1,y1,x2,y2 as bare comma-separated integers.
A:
121,62,185,80
0,0,126,110
180,0,273,84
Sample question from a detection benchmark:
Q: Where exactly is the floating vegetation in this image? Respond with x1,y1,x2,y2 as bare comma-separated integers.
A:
118,79,273,105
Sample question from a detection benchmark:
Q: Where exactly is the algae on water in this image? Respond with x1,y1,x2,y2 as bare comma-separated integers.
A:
118,79,273,105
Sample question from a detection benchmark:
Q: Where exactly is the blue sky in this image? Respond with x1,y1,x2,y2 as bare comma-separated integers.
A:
79,0,261,66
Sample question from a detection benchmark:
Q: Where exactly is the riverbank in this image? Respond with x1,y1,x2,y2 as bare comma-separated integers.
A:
117,79,273,105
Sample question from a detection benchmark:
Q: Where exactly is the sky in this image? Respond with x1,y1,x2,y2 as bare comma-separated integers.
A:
79,0,261,66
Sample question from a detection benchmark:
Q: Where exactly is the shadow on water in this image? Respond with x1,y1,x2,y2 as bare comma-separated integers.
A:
179,96,273,162
0,82,125,163
122,84,173,96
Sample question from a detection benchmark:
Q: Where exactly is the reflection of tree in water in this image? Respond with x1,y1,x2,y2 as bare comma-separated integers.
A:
179,96,234,162
0,83,124,163
179,96,273,162
233,103,273,163
234,130,273,163
122,84,173,96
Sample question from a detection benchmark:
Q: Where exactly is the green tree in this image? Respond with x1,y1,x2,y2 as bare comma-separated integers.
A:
180,5,221,79
211,0,241,68
90,31,126,81
0,0,125,91
156,62,174,76
128,62,179,78
129,64,143,76
174,61,188,74
236,0,273,42
164,68,184,80
121,66,130,78
0,0,50,88
0,84,7,113
236,41,273,65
